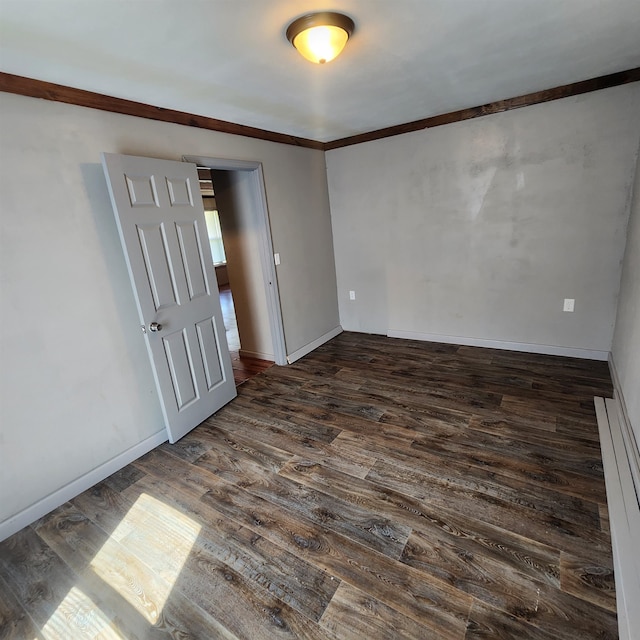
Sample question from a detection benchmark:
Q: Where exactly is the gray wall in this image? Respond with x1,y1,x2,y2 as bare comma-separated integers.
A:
612,139,640,437
0,92,339,529
326,84,640,355
212,169,274,360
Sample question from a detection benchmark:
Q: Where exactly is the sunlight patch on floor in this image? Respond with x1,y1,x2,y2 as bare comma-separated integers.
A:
41,586,120,639
40,493,201,637
89,493,201,623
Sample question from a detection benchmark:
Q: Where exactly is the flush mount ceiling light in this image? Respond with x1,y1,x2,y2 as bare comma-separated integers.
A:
286,12,355,64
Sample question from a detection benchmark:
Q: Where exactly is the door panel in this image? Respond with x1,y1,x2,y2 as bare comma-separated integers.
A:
137,223,180,310
125,174,159,207
176,221,209,300
102,153,236,443
162,329,198,409
166,176,193,206
195,317,225,390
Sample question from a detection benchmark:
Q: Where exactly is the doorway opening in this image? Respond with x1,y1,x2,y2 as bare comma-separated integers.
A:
217,282,272,384
190,157,286,382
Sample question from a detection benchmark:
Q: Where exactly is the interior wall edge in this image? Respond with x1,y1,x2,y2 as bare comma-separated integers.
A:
238,349,275,361
0,430,167,542
286,325,343,364
387,329,610,361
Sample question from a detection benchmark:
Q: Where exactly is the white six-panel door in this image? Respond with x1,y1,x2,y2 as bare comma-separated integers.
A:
101,153,236,443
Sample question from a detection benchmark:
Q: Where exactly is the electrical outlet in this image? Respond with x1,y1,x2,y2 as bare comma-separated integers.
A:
349,290,356,301
563,298,575,312
274,252,281,266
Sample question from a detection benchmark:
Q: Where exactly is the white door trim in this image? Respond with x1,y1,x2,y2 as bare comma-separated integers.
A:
183,155,287,366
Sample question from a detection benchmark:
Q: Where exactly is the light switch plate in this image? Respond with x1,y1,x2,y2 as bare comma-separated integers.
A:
563,298,575,312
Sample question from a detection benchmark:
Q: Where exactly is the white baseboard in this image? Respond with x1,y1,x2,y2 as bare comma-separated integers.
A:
594,396,640,640
287,326,343,364
0,430,167,542
387,329,609,361
238,348,274,361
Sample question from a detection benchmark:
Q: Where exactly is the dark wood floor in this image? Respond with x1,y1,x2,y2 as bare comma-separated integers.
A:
0,332,617,639
219,284,273,385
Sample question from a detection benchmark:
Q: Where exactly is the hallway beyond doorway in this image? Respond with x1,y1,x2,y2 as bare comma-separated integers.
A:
219,284,274,384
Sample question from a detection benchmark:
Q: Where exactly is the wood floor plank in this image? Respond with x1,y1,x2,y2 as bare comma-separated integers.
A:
163,423,293,472
70,479,146,537
70,472,340,639
101,464,146,493
238,377,387,423
599,503,611,533
412,436,607,505
34,504,234,639
122,472,340,623
501,394,596,421
337,427,606,510
560,552,617,613
138,444,412,564
471,405,558,434
168,545,340,640
330,426,416,459
279,458,562,589
472,348,610,380
197,480,472,639
0,572,42,640
556,415,604,442
319,582,431,640
135,448,473,639
232,355,274,386
266,363,362,391
231,390,400,443
306,376,503,415
335,362,534,403
0,525,122,638
378,405,473,435
403,530,617,639
205,410,377,479
413,422,606,478
1,332,617,639
194,451,411,561
405,440,604,523
464,599,565,640
468,415,603,453
299,372,478,430
366,459,613,561
416,418,603,472
222,399,343,443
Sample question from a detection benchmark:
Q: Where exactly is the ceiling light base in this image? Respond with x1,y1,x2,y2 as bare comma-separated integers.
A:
286,12,355,64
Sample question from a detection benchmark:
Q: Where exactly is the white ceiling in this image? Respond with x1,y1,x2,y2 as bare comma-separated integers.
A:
1,0,639,142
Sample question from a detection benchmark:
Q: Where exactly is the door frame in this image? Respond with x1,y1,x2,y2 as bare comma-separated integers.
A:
183,155,287,366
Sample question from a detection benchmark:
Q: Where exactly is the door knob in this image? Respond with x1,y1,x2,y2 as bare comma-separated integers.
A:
149,322,163,332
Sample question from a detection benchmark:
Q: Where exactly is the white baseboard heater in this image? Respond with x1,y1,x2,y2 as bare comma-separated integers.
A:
594,396,640,640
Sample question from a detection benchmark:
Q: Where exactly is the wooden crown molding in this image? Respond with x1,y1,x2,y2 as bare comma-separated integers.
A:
1,68,638,152
0,72,325,151
325,67,640,150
